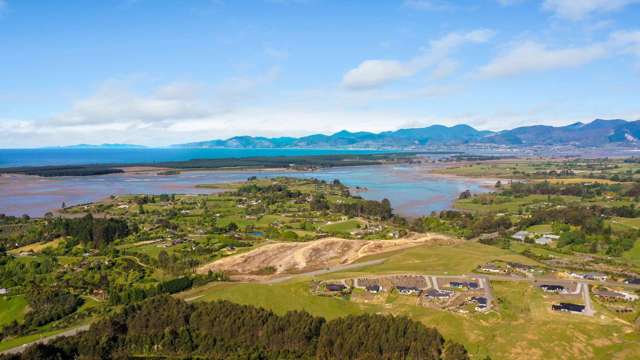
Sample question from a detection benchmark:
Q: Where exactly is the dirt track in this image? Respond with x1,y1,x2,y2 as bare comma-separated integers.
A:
197,233,459,276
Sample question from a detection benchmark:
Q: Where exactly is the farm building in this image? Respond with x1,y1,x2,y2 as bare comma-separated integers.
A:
540,284,566,293
552,303,585,314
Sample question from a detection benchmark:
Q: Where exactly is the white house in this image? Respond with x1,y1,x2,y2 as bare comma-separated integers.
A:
0,288,8,295
535,234,559,245
512,231,530,241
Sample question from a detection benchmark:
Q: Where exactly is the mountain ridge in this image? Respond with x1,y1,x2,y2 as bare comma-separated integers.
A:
173,119,640,149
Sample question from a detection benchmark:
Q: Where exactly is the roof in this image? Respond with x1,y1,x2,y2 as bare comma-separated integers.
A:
366,284,381,291
326,284,346,291
552,303,585,312
540,284,565,290
396,286,420,292
424,289,452,298
471,296,488,305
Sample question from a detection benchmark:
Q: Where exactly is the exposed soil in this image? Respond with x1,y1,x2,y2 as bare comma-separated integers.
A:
197,233,459,276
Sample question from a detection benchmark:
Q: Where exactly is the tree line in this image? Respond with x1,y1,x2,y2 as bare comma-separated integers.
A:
1,295,470,360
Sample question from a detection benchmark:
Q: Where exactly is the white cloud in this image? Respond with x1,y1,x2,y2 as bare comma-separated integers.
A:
342,29,494,89
50,81,209,127
478,30,640,78
478,41,608,78
542,0,640,21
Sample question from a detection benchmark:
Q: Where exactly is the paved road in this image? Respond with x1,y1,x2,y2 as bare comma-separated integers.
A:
580,282,595,316
262,259,386,284
0,324,90,356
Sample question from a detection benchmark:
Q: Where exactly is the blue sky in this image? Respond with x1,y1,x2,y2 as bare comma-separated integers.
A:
1,0,640,147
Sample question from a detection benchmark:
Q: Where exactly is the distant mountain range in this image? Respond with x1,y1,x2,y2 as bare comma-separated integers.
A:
173,119,640,149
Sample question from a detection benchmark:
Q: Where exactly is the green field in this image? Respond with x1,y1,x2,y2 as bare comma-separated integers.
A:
0,295,27,327
178,242,640,360
319,219,363,234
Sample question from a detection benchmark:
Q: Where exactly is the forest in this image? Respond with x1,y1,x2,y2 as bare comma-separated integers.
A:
0,295,469,360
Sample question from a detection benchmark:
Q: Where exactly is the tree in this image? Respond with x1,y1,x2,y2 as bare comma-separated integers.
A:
459,190,472,199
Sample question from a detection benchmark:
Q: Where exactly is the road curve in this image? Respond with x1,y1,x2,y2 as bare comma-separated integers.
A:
0,324,90,356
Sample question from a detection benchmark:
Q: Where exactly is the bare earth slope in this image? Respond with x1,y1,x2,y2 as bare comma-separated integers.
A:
197,233,459,275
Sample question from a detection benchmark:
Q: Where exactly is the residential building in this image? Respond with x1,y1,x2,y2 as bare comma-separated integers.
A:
552,303,585,314
511,231,530,241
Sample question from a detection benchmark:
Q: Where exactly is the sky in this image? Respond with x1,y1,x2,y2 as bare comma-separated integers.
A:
1,0,640,147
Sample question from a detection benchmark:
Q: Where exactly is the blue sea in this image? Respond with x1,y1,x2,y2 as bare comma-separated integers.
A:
0,148,386,168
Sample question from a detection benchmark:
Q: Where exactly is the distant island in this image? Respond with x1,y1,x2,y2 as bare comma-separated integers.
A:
54,143,148,149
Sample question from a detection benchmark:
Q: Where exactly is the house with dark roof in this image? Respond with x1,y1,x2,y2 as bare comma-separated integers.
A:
366,284,382,294
424,288,453,300
540,284,566,293
552,303,585,314
470,296,489,311
624,278,640,285
449,281,480,290
325,283,347,292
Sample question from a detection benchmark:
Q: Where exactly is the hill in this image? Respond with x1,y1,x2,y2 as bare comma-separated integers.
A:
174,119,640,149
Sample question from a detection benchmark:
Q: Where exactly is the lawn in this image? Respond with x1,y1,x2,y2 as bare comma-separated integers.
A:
0,295,28,327
319,219,363,234
324,242,541,277
623,239,640,266
526,224,553,234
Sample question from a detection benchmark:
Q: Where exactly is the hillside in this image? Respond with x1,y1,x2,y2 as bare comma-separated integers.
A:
173,119,640,149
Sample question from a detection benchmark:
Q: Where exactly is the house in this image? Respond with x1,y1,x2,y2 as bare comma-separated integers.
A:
0,288,8,295
584,272,608,281
511,231,530,241
449,281,479,290
449,281,467,289
535,234,558,245
595,289,639,302
366,284,382,294
552,303,585,314
480,263,503,273
507,262,534,272
540,284,566,293
424,288,453,300
467,282,480,289
624,278,640,285
470,296,489,311
325,284,347,292
396,286,421,295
